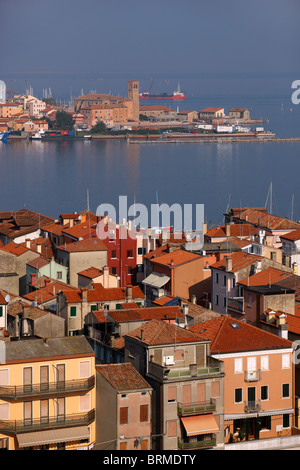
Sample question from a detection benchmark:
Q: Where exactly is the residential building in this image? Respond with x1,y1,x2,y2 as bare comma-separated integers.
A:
0,335,95,450
236,267,296,324
0,103,23,118
78,266,119,289
0,242,41,296
56,237,108,287
229,108,250,120
57,283,144,336
210,251,293,315
26,256,68,292
25,98,46,117
199,107,225,119
189,316,295,444
124,319,225,450
96,363,152,450
280,229,300,274
224,207,300,249
0,209,54,246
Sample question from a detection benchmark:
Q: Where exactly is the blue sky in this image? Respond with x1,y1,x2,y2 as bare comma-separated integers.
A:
1,0,299,76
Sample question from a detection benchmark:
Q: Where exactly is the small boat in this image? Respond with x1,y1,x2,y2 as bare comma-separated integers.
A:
31,132,43,140
0,131,11,141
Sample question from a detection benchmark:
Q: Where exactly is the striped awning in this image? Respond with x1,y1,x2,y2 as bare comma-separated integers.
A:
17,426,90,448
181,414,219,436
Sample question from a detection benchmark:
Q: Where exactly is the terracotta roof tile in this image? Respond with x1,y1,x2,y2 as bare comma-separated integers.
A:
150,249,201,267
210,251,263,273
189,315,292,353
57,237,107,253
238,267,292,287
96,363,151,391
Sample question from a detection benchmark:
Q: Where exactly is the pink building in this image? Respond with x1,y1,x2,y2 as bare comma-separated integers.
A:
95,362,152,450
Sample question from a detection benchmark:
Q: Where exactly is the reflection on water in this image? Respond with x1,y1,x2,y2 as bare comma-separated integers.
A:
0,139,300,224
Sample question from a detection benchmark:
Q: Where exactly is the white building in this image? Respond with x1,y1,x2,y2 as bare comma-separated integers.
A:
280,229,300,275
0,81,6,103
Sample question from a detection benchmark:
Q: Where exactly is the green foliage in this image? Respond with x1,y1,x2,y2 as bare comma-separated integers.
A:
42,97,57,106
54,110,75,130
90,121,108,134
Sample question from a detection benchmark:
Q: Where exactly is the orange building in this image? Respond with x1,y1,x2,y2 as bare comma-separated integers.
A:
190,315,295,444
0,103,23,118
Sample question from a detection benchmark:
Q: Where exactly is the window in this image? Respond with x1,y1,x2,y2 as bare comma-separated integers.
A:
215,272,219,284
91,305,97,311
283,414,290,428
232,277,236,288
0,306,3,317
79,361,90,378
282,353,290,369
57,271,62,280
261,355,269,371
282,383,290,398
140,404,149,422
234,358,243,374
235,388,243,403
260,416,271,430
129,345,135,358
116,303,122,309
111,250,117,258
223,275,226,286
128,266,133,275
70,306,76,317
248,294,252,307
215,294,219,306
127,250,133,258
112,267,117,275
138,247,144,255
223,297,227,308
261,385,269,401
120,407,128,425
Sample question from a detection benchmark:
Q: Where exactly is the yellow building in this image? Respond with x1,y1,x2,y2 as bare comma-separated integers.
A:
0,336,95,450
0,103,23,118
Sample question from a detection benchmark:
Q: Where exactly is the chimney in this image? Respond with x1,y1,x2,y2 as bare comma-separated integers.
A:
81,288,88,302
182,304,189,316
277,314,288,339
126,285,133,300
25,238,31,249
226,257,232,272
140,329,144,342
225,223,231,237
31,273,37,286
36,243,42,254
255,259,262,274
203,222,207,235
191,294,197,304
103,266,109,289
265,309,276,323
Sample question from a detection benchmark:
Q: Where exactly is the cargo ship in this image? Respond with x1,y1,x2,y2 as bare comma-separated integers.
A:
139,83,186,100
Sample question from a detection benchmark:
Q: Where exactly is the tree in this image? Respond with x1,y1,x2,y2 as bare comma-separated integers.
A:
42,97,57,106
90,121,108,134
54,110,75,130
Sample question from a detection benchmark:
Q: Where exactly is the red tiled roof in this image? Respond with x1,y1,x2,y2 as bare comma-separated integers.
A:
205,224,260,239
78,267,102,278
63,283,144,304
210,251,263,273
230,208,300,231
0,293,7,305
0,209,54,239
280,229,300,241
0,242,30,257
57,237,107,253
107,306,184,323
96,363,151,391
189,315,292,353
27,256,50,269
238,267,292,287
200,107,224,112
125,319,206,346
41,222,68,236
150,249,201,268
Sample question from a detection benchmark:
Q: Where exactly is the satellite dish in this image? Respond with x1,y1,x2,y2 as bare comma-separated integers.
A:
5,295,10,303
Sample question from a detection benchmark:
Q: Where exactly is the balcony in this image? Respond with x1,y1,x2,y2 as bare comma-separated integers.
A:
0,409,95,435
244,370,261,382
244,400,261,413
177,399,216,416
178,436,216,450
227,297,244,314
147,357,223,382
0,376,95,401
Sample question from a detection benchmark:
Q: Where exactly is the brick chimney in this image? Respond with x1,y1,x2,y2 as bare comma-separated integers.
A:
225,223,231,237
103,266,109,289
25,238,31,249
126,285,133,300
226,257,232,272
81,288,88,302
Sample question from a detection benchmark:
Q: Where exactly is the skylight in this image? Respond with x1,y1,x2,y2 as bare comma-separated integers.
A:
230,322,241,329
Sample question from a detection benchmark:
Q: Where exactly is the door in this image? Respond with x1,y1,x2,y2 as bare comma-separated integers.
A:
40,399,49,425
23,367,32,393
40,366,49,391
23,401,32,427
56,397,65,423
247,387,256,410
56,364,65,389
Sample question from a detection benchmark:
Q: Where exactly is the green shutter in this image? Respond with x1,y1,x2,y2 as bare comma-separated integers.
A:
91,305,97,311
70,306,77,317
0,306,2,317
116,304,122,310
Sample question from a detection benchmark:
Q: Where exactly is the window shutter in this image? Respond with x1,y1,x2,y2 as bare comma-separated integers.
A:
0,369,8,386
196,344,205,366
120,407,128,425
79,361,90,378
140,404,148,422
211,381,220,398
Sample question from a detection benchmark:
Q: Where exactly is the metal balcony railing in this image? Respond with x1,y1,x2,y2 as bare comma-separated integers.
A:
0,376,95,400
244,400,261,413
0,409,95,435
244,370,261,382
178,436,216,450
177,399,216,416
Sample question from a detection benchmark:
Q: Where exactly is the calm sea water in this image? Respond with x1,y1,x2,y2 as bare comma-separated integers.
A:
1,73,300,225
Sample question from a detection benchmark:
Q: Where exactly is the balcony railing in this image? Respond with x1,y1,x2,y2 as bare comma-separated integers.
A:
178,436,216,450
0,409,95,435
244,400,261,413
147,357,223,382
0,376,95,400
227,297,244,314
244,370,261,382
177,399,216,416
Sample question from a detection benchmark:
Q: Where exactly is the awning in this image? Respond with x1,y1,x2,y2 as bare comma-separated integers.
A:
17,426,90,448
142,272,170,288
181,414,219,436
